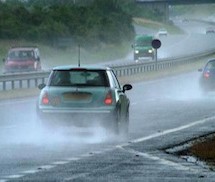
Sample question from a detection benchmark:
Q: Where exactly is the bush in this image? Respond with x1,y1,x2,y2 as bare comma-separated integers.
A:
0,0,135,49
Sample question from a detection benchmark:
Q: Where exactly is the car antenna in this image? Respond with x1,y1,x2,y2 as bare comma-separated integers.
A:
78,44,80,67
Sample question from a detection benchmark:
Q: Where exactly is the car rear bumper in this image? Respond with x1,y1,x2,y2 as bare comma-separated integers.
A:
4,67,37,73
37,107,116,127
134,52,153,58
41,108,113,114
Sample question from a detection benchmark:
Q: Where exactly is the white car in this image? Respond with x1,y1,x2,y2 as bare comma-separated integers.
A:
157,28,168,37
36,65,132,135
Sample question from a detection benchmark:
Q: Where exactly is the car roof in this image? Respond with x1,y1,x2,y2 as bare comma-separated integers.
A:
52,65,113,71
9,46,38,51
135,34,153,40
159,28,166,30
207,58,215,63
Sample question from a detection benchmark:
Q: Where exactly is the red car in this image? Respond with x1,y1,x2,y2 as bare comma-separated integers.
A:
3,46,41,73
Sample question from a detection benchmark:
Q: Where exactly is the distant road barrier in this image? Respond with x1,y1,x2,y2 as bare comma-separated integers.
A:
0,71,50,91
111,49,214,76
0,49,214,91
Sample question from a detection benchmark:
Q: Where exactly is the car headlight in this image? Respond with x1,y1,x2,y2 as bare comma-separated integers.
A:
135,50,139,54
148,49,153,53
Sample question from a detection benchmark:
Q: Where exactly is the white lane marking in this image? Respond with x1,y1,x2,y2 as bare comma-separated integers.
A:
22,170,40,174
0,149,110,182
119,115,215,148
38,165,55,170
66,157,81,161
5,174,25,179
2,115,215,181
118,147,202,174
52,161,69,165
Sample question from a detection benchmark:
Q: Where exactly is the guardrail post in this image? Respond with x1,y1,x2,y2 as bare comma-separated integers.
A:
19,80,22,89
35,78,38,87
118,70,121,77
27,79,30,88
3,81,6,91
12,80,15,89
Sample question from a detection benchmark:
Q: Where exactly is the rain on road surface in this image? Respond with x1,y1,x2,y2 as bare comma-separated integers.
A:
1,19,215,181
1,71,215,181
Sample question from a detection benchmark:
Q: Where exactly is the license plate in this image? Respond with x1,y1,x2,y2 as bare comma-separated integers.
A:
63,92,91,101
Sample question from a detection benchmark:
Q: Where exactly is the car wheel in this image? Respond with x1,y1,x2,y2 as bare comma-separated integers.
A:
113,111,120,135
112,108,129,137
118,109,129,137
106,110,120,135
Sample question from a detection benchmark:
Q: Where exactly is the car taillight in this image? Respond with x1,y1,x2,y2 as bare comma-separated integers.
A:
204,72,210,78
42,92,49,105
104,92,113,105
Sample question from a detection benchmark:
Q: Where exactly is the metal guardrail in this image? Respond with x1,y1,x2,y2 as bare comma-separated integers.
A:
0,71,50,91
111,49,215,76
0,49,214,91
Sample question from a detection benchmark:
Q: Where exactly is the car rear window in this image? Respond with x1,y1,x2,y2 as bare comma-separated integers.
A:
8,50,34,59
49,70,109,87
206,61,215,69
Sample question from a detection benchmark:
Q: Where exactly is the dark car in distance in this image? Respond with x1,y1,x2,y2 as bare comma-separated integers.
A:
3,46,41,73
37,65,132,135
198,58,215,93
205,27,215,34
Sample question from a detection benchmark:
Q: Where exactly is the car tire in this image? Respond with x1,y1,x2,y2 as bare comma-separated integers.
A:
118,108,129,137
111,108,129,137
106,110,120,135
112,112,120,135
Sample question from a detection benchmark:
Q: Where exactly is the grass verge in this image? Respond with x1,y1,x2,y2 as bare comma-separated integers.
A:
0,39,132,70
189,135,215,170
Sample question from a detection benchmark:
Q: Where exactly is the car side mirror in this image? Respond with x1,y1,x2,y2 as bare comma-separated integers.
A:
122,84,132,92
38,83,46,90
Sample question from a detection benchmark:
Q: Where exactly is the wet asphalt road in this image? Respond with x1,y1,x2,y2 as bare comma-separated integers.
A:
1,71,215,181
1,19,215,181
